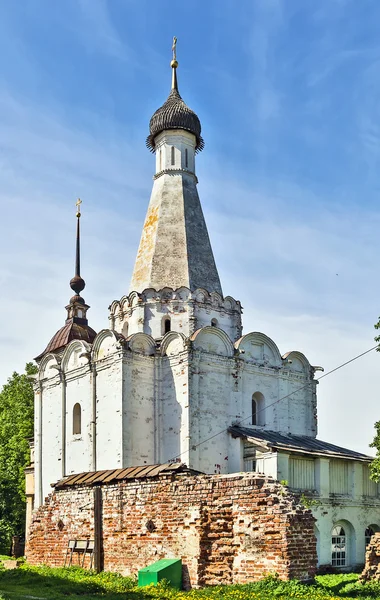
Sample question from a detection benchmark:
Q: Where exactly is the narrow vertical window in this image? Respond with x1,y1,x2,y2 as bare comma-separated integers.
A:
73,403,81,435
185,148,188,168
252,398,257,426
171,146,175,166
164,318,171,334
159,148,162,171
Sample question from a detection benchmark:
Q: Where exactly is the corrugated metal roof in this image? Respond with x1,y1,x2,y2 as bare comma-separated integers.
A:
229,426,372,462
54,462,196,489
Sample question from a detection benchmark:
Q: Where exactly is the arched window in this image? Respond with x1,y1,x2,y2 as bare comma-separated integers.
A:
211,318,218,327
252,398,257,425
185,148,188,168
331,525,346,567
73,403,81,435
365,525,379,546
171,146,175,166
251,392,265,426
163,317,171,334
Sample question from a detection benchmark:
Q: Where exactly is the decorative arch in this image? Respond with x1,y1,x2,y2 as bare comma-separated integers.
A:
119,295,130,311
92,329,123,362
210,292,223,307
224,295,237,310
38,353,61,380
160,287,174,301
282,350,311,374
161,332,187,356
191,326,234,357
61,340,91,373
142,288,158,302
129,291,141,307
173,286,191,301
193,287,209,304
108,300,120,315
128,332,156,356
235,332,282,367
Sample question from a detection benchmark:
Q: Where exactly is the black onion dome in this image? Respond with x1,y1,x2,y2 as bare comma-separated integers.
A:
146,69,204,153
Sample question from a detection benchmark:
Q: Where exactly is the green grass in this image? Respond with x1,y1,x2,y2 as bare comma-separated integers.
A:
0,566,380,600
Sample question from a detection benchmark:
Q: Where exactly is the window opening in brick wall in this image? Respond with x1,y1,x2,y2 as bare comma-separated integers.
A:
73,403,81,435
331,525,346,567
171,146,175,165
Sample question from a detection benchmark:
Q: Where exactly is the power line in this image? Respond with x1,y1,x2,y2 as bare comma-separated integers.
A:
167,344,378,463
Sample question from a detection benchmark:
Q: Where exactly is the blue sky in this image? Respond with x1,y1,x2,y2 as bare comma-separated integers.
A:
0,0,379,453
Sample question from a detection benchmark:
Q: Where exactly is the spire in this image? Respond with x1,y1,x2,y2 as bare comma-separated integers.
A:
69,198,86,298
35,199,97,360
171,36,178,91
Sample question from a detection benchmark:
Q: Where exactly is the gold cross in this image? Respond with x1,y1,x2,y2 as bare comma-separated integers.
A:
76,198,82,217
172,36,177,61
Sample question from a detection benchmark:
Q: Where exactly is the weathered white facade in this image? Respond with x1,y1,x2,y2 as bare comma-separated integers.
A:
31,52,379,570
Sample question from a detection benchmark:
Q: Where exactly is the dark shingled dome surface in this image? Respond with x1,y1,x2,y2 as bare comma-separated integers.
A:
146,88,204,153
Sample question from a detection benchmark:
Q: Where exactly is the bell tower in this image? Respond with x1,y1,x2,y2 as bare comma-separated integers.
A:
111,40,242,342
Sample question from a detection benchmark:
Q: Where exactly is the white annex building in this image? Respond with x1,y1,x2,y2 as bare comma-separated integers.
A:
30,46,380,570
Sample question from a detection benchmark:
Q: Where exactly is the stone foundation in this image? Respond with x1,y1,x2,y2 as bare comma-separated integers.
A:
26,472,317,588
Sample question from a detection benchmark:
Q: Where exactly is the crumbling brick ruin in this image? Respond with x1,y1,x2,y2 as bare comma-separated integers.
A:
26,468,317,588
361,532,380,581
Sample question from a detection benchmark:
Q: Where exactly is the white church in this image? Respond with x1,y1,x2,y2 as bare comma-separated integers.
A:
29,45,380,570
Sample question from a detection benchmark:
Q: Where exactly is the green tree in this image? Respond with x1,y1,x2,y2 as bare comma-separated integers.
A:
0,362,37,554
369,318,380,482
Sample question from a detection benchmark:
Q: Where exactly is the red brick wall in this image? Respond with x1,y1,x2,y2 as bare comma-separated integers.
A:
26,473,317,587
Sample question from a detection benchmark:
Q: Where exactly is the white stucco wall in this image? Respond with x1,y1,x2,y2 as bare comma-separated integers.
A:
65,372,92,475
37,372,61,504
122,352,155,466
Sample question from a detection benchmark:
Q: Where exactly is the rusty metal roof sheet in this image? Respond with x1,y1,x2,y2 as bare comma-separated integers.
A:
35,320,97,360
55,462,196,489
229,426,373,462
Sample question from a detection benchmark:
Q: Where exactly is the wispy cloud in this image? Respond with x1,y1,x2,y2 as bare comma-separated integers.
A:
75,0,129,61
